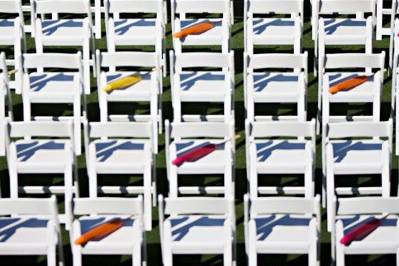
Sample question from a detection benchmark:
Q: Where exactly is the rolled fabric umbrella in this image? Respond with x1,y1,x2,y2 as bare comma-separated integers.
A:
172,135,239,167
102,74,142,93
74,217,124,246
340,214,390,246
173,21,215,39
328,75,369,94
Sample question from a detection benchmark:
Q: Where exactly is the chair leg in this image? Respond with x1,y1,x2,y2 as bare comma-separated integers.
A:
47,246,56,266
133,245,141,266
72,251,82,266
224,244,233,266
336,249,345,266
309,245,317,266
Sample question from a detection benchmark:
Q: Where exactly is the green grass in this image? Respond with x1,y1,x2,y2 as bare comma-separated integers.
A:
1,1,399,265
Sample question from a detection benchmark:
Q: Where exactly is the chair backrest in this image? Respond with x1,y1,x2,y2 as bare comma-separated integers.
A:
247,119,316,140
246,52,308,72
336,196,399,215
0,0,22,15
33,0,91,15
168,120,234,139
73,196,143,216
0,195,58,217
315,0,375,14
322,52,385,73
246,0,303,15
22,52,83,71
250,196,320,217
89,121,152,139
326,120,392,140
164,197,234,217
97,50,160,70
173,52,234,71
9,120,74,139
173,0,229,15
106,0,163,15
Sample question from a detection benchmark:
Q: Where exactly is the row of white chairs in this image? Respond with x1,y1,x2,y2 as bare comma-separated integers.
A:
2,194,399,266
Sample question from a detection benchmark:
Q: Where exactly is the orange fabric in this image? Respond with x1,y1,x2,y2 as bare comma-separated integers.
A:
328,75,369,94
74,218,123,246
173,21,214,38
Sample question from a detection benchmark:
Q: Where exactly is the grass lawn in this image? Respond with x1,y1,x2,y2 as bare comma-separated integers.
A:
0,0,398,265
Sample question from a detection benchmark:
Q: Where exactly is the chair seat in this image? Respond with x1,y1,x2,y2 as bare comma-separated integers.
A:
41,19,87,44
252,18,298,45
15,139,71,173
104,72,156,101
323,18,368,44
93,139,151,174
326,73,376,102
254,214,315,254
170,139,229,174
74,216,142,255
0,217,53,255
28,72,79,102
177,19,225,45
112,19,159,45
330,140,385,174
168,215,227,254
255,140,309,174
251,72,303,102
178,71,228,102
337,215,399,254
0,19,18,44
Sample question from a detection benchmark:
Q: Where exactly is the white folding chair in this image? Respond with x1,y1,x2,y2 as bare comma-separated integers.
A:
312,0,375,75
0,196,64,266
169,51,234,123
324,120,393,232
105,0,166,74
0,0,25,90
83,121,155,231
159,195,235,266
68,196,145,266
0,52,13,156
6,120,78,226
244,194,320,266
245,52,308,122
19,52,85,155
165,120,235,198
171,0,231,53
96,50,162,152
331,196,399,266
245,119,316,198
244,0,303,54
32,0,94,94
319,52,385,133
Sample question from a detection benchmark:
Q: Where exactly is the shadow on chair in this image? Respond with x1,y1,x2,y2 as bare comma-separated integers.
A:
255,214,311,241
30,73,75,92
16,141,65,162
0,218,49,242
324,19,367,35
332,140,382,163
170,216,225,241
256,140,306,162
253,73,299,92
95,140,145,162
253,18,295,35
42,20,83,36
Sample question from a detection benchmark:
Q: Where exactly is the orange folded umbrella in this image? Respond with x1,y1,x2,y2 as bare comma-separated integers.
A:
74,218,123,246
173,21,215,39
328,75,369,94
